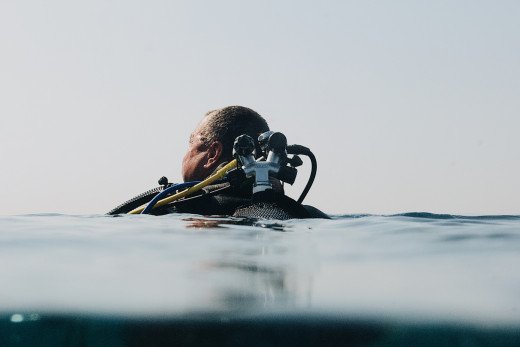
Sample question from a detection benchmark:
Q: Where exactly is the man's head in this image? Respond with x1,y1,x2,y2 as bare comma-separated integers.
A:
182,106,269,182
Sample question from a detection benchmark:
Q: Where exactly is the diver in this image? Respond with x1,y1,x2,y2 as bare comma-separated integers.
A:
108,106,329,219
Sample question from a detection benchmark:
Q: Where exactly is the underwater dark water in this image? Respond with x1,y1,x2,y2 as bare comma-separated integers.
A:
1,213,519,346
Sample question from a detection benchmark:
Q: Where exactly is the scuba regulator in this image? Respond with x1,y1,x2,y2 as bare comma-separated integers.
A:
230,131,316,204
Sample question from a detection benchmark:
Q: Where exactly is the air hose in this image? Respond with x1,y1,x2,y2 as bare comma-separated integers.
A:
128,159,238,214
141,181,199,214
287,145,317,204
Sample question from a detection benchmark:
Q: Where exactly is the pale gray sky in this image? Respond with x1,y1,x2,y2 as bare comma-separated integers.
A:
1,1,519,215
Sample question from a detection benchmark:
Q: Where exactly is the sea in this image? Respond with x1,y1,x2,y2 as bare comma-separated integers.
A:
1,213,519,346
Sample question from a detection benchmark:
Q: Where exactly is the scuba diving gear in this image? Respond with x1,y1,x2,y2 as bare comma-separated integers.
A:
233,132,297,197
127,160,238,214
107,176,175,215
158,176,169,188
107,131,326,219
287,144,317,204
142,181,201,214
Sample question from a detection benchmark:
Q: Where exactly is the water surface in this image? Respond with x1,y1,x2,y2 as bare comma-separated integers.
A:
1,213,519,345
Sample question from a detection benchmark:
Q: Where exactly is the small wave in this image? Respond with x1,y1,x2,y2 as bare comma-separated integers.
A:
392,212,520,221
330,212,520,221
330,214,373,219
17,213,69,217
392,212,457,219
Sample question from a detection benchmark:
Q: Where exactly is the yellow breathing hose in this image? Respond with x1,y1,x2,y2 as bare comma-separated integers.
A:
128,159,238,215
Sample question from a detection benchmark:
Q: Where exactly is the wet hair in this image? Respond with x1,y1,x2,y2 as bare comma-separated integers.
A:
201,106,270,161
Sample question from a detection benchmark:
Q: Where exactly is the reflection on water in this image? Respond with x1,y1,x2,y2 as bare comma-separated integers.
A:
183,216,313,312
184,217,226,229
184,216,288,232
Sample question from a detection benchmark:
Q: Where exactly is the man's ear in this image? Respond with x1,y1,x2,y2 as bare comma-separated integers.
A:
203,141,223,169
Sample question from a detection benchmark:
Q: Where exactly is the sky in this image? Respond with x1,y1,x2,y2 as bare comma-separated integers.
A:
1,0,519,215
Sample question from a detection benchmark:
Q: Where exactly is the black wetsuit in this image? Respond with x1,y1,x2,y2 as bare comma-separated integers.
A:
108,180,329,219
109,160,328,219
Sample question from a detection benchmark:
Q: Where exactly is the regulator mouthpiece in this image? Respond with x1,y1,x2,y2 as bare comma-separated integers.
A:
258,131,274,156
258,131,287,157
267,132,287,154
233,134,255,157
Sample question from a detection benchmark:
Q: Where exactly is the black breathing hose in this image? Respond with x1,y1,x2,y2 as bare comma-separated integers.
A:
286,144,317,204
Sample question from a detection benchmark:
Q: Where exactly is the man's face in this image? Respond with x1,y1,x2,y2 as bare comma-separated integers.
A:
181,118,213,182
